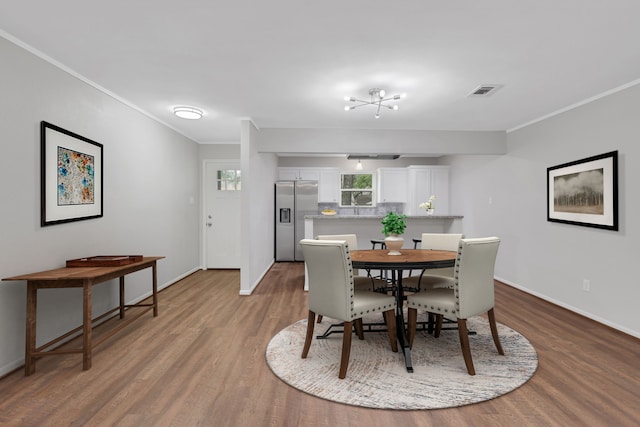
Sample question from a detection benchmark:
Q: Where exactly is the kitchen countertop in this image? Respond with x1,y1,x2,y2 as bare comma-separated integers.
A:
306,214,464,219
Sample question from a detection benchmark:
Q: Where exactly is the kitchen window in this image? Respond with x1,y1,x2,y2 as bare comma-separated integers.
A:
340,172,375,207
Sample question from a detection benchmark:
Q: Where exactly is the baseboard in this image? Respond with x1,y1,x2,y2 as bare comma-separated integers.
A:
0,359,24,378
128,266,202,304
496,276,640,339
239,260,274,296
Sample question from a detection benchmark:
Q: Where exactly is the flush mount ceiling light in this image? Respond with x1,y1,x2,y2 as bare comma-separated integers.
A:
344,88,406,118
173,106,204,120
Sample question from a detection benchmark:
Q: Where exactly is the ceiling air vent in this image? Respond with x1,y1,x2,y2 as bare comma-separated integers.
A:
468,84,503,97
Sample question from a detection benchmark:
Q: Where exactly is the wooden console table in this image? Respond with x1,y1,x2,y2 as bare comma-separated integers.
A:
2,256,164,375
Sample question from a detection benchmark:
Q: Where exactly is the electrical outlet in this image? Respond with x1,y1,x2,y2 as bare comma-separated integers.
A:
582,279,590,292
488,196,493,205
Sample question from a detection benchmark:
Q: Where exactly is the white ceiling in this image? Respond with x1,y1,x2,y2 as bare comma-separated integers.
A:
1,1,639,144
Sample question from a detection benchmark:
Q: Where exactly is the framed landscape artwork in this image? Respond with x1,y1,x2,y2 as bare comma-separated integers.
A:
547,150,618,231
41,121,103,226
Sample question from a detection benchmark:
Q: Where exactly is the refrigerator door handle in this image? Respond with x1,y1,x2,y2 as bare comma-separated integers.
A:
280,208,291,223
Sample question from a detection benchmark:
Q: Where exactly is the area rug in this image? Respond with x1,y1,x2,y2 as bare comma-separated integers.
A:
266,313,538,409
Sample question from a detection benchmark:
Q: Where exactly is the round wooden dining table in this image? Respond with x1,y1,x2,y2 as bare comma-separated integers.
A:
350,249,457,373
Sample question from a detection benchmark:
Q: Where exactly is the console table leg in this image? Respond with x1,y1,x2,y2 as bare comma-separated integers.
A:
82,282,92,371
25,282,37,376
152,262,158,317
119,276,125,319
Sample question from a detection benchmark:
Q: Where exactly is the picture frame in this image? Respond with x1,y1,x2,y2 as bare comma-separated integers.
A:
547,150,618,231
41,121,103,226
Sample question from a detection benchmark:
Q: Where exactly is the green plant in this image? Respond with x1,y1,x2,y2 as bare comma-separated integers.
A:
381,212,407,236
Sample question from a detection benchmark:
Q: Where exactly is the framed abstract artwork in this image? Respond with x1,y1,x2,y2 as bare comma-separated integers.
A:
41,121,103,226
547,150,618,231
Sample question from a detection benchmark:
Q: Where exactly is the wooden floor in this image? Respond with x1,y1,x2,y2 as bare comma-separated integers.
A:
0,264,638,427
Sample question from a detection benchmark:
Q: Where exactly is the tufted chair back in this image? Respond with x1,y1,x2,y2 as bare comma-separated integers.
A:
316,234,361,278
420,233,464,251
301,239,355,322
417,233,464,280
454,237,501,319
316,234,358,250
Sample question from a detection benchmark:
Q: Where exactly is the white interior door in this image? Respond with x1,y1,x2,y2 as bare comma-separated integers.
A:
204,160,241,268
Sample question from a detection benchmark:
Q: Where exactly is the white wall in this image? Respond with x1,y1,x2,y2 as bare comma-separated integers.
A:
258,128,506,156
198,143,240,160
240,120,278,294
277,156,438,169
0,37,201,374
445,83,639,337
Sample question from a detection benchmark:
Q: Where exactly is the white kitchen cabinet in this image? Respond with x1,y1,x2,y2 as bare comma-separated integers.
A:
406,166,450,215
376,168,408,203
318,168,340,203
277,167,320,181
277,167,338,202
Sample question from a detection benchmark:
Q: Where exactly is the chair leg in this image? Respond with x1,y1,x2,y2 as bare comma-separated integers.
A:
488,308,505,355
434,314,444,338
384,309,398,352
355,318,364,340
316,315,323,323
407,308,417,349
427,313,435,334
457,318,475,375
301,310,316,359
339,321,353,379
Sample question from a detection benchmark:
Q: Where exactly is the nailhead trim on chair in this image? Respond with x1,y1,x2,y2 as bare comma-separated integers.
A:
354,302,395,317
407,241,464,316
452,241,464,315
410,302,450,313
345,244,355,297
345,242,395,316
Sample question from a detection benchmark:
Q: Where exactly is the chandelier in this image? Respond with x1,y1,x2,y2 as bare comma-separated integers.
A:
344,88,406,118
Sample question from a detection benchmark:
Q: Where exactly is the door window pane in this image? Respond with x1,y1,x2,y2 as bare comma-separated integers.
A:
217,170,242,191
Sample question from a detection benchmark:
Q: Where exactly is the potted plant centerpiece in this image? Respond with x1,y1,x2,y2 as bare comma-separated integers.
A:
381,212,407,255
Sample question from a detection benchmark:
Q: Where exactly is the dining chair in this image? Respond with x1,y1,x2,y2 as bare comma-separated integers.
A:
316,234,388,292
403,233,464,291
300,239,398,379
315,234,390,325
406,237,504,375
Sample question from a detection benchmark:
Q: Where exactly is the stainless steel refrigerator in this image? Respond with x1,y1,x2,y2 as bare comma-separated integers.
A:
275,180,318,261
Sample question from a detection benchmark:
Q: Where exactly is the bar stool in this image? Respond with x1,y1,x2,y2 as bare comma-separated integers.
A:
370,239,386,250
